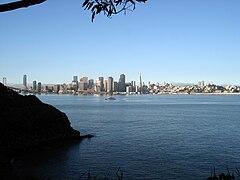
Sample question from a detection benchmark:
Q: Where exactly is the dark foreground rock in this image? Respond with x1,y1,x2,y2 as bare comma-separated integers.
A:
0,83,81,163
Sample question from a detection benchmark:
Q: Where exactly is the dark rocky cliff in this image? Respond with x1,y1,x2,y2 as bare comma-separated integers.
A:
0,83,80,156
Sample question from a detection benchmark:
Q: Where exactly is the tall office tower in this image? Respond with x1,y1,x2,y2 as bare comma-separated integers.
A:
3,77,7,86
99,77,104,92
23,74,27,88
118,74,126,92
37,82,42,92
73,76,78,82
33,81,37,91
94,80,101,93
113,81,119,92
71,76,79,91
104,80,108,92
107,77,113,94
132,81,136,92
139,74,143,94
88,79,94,89
79,77,88,91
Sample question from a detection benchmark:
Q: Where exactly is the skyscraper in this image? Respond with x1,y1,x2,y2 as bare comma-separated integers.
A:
71,76,79,91
73,76,78,82
88,79,94,89
104,79,108,92
107,77,113,94
139,74,143,94
23,74,27,88
38,82,42,92
79,77,88,91
99,77,104,92
119,74,126,92
33,81,37,91
113,81,119,92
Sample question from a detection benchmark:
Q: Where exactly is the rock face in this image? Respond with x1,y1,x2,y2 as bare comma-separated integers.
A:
0,83,80,155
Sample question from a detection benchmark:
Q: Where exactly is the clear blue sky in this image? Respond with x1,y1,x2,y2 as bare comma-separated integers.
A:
1,0,240,85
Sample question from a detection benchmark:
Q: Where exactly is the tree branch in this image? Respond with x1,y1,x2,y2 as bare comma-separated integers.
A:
0,0,46,12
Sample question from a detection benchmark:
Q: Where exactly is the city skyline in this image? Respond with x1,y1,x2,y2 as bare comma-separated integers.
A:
4,74,240,95
1,1,240,85
2,73,240,87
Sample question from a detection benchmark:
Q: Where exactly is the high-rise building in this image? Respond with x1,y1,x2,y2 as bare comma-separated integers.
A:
94,80,101,93
99,77,104,92
104,80,108,92
88,79,94,89
73,76,78,82
53,84,60,93
107,77,113,94
113,82,119,92
132,81,136,92
139,74,143,94
23,74,27,88
71,76,79,91
3,77,7,86
37,82,42,92
79,77,88,91
118,74,126,92
33,81,37,91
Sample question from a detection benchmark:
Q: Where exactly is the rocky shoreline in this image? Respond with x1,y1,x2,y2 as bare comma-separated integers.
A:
0,83,90,166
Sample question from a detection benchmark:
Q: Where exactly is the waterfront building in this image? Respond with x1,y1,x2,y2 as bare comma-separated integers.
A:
37,82,41,92
139,74,143,94
94,81,101,93
79,81,88,91
59,84,68,94
53,84,60,93
23,74,27,89
136,85,139,93
88,79,94,89
71,81,78,91
33,81,37,91
94,80,100,93
107,77,113,94
113,81,119,92
126,86,133,94
73,76,78,82
79,77,88,91
132,81,136,92
99,77,104,92
104,80,108,92
119,74,126,92
44,85,49,93
148,81,151,88
71,76,79,91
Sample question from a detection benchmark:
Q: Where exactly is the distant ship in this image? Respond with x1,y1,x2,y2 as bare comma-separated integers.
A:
105,96,116,100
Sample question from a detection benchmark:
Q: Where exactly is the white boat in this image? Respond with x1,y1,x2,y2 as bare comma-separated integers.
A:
105,96,116,100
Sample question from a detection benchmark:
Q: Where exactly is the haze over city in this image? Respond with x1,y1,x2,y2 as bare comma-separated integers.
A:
1,0,240,85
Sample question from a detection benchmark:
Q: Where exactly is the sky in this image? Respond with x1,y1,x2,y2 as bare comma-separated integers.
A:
1,0,240,85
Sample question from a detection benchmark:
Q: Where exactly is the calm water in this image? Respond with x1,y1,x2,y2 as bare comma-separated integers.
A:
14,94,240,179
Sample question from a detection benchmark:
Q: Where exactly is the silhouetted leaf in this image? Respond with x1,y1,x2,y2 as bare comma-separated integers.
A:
82,0,90,7
82,0,147,22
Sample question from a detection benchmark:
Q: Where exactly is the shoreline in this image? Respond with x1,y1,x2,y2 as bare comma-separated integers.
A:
23,92,240,96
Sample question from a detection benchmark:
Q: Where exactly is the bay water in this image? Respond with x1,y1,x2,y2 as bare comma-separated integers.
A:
14,94,240,179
